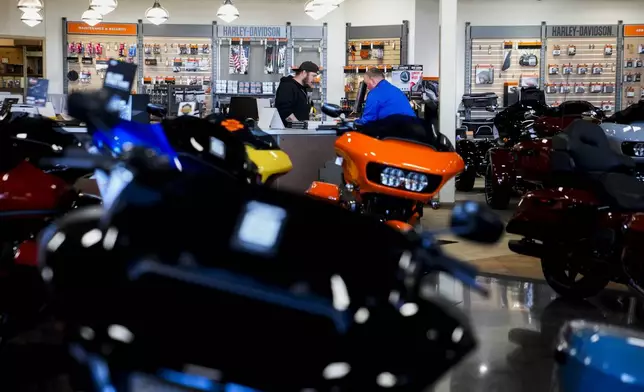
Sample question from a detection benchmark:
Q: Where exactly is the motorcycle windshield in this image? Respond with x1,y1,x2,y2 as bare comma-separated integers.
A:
92,120,179,165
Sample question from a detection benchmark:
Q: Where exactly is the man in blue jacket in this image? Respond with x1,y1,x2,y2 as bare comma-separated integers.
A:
355,68,417,126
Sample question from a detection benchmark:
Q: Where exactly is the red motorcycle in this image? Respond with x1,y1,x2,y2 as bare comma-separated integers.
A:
506,119,644,299
485,101,601,209
0,113,97,337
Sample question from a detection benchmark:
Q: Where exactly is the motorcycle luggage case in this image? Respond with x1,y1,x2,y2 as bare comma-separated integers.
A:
462,118,495,138
461,93,498,109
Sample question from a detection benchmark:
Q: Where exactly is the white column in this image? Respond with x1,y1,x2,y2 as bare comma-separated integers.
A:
438,0,458,204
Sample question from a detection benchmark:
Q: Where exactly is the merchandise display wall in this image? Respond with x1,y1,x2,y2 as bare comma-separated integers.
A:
467,26,542,112
141,23,214,116
452,0,644,111
62,20,139,95
544,24,619,112
623,24,644,109
343,22,408,107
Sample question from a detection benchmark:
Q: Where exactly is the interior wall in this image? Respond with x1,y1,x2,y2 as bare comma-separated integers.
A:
414,0,439,77
0,0,416,102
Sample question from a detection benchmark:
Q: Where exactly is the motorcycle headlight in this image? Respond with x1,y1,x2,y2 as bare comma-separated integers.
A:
378,166,429,192
381,167,406,188
405,172,429,192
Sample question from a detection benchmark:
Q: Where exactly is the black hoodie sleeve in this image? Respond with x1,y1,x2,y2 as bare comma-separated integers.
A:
275,82,298,122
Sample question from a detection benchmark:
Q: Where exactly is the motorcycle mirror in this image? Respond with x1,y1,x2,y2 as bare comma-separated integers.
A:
322,103,344,118
450,201,504,244
146,103,167,118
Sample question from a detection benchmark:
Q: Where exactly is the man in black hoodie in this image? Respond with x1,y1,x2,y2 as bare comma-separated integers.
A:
274,61,319,126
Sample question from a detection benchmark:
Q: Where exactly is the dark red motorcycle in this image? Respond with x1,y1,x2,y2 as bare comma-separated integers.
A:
506,119,644,299
0,113,97,339
485,100,602,209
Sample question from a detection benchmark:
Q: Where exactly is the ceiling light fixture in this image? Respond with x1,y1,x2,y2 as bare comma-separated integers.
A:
21,9,43,27
217,0,239,24
17,0,43,12
145,0,169,25
81,5,103,27
90,0,118,15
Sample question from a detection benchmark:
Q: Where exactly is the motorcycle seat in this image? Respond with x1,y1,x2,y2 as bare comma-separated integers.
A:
599,173,644,211
554,120,635,173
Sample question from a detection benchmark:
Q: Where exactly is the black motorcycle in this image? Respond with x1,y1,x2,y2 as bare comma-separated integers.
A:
455,138,496,191
35,91,505,392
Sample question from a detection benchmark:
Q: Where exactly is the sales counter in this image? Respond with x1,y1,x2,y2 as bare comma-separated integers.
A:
62,126,339,194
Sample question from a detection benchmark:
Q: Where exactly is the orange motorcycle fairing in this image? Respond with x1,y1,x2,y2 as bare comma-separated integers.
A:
305,181,341,203
335,132,464,203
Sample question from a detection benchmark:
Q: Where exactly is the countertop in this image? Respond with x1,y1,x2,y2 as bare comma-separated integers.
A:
60,126,336,136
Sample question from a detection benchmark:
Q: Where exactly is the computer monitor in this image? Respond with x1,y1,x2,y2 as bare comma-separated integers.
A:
353,82,367,114
229,96,259,121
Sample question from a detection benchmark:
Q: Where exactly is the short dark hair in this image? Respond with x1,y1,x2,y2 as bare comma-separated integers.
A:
365,68,384,79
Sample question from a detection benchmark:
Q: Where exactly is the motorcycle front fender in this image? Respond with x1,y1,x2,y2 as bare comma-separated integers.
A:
306,181,341,204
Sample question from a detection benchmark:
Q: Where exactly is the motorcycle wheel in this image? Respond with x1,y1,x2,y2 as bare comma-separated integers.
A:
484,164,510,210
541,244,610,300
455,170,476,192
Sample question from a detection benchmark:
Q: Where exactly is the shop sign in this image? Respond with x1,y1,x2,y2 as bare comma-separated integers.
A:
625,25,644,37
547,25,616,38
67,22,138,36
391,65,423,92
217,25,286,39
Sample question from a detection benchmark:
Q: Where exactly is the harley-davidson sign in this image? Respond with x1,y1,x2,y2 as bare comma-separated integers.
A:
547,25,617,38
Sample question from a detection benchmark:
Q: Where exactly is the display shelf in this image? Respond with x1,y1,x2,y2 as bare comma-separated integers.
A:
544,37,618,112
142,36,212,114
470,38,542,107
343,65,395,104
214,38,287,111
144,84,209,116
622,26,644,109
62,21,140,95
346,38,401,68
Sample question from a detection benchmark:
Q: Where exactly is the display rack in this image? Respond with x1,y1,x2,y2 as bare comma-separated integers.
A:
62,19,139,95
213,23,289,114
465,24,543,116
544,24,619,113
344,22,409,105
622,24,644,109
141,23,214,116
290,24,327,120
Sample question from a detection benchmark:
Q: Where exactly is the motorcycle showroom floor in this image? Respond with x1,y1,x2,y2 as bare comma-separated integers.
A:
424,180,643,391
1,179,642,391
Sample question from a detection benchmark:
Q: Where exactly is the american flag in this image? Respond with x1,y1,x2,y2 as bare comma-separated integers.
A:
229,46,241,73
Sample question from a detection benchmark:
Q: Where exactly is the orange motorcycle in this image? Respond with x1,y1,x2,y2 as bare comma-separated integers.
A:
307,104,464,231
